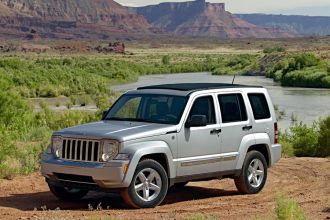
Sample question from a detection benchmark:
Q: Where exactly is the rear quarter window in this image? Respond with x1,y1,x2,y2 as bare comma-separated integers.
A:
248,93,271,120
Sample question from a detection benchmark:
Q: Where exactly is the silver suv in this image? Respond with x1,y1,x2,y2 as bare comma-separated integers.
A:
41,83,281,208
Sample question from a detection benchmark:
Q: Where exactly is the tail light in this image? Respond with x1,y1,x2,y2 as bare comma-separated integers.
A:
274,122,278,144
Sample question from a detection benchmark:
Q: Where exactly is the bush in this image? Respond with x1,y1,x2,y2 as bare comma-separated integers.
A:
263,46,286,54
162,55,170,65
0,156,21,180
70,95,92,106
278,131,294,157
317,116,330,157
279,115,330,157
262,52,329,88
275,194,306,220
290,122,319,157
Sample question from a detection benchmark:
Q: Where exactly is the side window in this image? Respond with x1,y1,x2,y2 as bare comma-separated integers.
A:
248,93,271,120
218,94,247,123
188,96,216,125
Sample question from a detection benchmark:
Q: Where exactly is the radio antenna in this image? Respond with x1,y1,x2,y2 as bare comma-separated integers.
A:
232,75,236,84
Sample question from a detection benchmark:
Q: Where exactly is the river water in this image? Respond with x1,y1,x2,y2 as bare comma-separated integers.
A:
112,72,330,130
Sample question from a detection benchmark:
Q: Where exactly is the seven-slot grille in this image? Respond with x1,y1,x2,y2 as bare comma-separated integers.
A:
61,138,100,162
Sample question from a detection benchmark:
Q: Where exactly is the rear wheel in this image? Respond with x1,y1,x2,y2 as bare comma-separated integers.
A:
121,159,168,208
234,150,268,194
48,183,88,201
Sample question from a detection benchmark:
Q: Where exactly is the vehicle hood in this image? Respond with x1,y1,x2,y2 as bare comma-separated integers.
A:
54,120,178,142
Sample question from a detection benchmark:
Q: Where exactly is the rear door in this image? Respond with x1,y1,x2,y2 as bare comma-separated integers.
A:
217,92,253,171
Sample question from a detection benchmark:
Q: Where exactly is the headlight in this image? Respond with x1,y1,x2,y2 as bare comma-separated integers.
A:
101,140,119,162
51,136,62,158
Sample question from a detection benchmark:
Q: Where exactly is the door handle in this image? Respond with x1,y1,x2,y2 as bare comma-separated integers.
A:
242,125,253,131
210,129,222,135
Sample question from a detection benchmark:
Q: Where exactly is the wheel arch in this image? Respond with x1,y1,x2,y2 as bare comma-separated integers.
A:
247,144,270,167
236,133,272,170
121,141,175,187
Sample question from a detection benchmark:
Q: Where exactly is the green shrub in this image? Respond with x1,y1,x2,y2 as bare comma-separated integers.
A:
18,143,45,175
162,55,170,65
278,131,294,157
95,95,112,111
317,115,330,157
70,95,92,106
25,126,52,142
262,52,329,88
280,115,330,157
290,122,319,157
263,46,286,54
0,156,21,180
66,101,73,109
275,194,306,220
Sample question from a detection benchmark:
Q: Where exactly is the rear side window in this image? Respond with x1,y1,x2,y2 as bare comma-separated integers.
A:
218,94,247,123
248,93,271,120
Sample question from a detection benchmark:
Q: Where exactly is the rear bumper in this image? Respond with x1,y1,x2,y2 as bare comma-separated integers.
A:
270,144,281,166
41,153,130,189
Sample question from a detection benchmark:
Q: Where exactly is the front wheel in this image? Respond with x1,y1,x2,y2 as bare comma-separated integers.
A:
234,150,268,194
121,159,168,208
48,183,88,201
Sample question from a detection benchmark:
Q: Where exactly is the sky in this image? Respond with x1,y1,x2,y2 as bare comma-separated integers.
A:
116,0,330,16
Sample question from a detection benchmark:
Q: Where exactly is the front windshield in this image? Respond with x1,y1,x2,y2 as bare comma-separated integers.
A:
105,94,188,125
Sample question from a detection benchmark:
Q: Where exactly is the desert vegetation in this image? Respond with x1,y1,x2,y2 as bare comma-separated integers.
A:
0,49,329,179
0,40,329,180
279,115,330,158
262,52,330,88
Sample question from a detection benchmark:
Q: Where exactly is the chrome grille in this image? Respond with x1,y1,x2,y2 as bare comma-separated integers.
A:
60,138,100,162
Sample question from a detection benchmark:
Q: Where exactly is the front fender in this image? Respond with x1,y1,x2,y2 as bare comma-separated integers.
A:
121,141,175,187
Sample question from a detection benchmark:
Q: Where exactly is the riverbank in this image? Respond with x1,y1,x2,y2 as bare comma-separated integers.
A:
0,47,329,179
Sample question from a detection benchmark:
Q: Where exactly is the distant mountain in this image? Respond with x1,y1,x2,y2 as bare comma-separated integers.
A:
273,5,330,17
0,0,153,39
236,14,330,36
131,0,294,38
0,0,295,40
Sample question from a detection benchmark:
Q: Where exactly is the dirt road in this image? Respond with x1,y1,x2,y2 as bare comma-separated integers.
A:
0,158,329,220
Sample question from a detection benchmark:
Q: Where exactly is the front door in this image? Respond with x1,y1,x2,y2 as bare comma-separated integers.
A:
176,95,222,177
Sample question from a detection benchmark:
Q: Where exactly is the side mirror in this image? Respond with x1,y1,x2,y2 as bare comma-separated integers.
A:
185,115,207,128
102,111,108,120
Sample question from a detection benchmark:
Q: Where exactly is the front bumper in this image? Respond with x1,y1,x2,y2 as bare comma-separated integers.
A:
41,153,130,189
270,144,282,166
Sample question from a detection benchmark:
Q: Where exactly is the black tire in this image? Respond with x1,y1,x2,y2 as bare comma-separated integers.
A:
48,183,88,201
121,159,168,208
234,150,268,194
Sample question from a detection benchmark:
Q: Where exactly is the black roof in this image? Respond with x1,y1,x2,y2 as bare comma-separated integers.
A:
137,83,262,92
